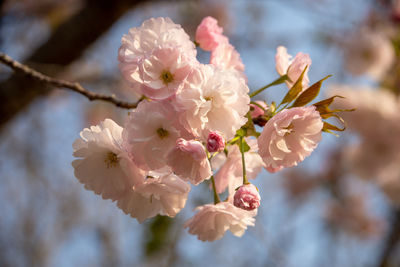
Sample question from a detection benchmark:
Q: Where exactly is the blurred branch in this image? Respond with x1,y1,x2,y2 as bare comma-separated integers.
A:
377,209,400,267
0,0,150,129
0,53,141,109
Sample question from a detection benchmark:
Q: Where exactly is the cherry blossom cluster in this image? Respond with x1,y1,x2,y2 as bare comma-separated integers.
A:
72,17,347,241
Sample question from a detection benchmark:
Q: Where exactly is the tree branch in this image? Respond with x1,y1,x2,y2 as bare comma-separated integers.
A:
0,52,141,109
0,0,150,130
377,208,400,267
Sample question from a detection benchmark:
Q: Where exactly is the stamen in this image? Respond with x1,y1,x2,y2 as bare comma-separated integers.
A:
104,152,119,168
160,70,174,85
156,128,169,139
283,123,295,136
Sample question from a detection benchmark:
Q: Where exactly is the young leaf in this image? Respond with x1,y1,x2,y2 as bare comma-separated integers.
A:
313,95,344,112
244,113,260,137
323,121,345,132
292,75,332,107
280,65,308,105
313,95,355,119
239,139,251,153
236,128,247,137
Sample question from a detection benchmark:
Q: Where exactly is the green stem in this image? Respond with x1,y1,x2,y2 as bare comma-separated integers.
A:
208,151,218,161
206,151,221,204
249,75,288,98
210,176,221,204
239,136,249,184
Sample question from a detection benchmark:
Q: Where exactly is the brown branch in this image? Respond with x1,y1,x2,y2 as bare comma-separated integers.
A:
0,52,141,109
377,208,400,267
0,0,151,130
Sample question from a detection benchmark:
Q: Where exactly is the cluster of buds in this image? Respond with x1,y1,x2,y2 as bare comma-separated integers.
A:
72,17,349,241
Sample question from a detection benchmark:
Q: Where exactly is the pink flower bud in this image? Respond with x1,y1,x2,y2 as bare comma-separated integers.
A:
250,101,268,119
206,131,225,152
233,184,261,211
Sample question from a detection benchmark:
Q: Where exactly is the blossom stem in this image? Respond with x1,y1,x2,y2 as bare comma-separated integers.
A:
239,136,249,184
206,151,221,204
249,74,288,98
208,151,219,161
210,176,221,204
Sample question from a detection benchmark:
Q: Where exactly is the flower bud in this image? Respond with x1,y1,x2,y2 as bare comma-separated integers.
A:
250,101,267,119
206,131,225,152
233,184,261,211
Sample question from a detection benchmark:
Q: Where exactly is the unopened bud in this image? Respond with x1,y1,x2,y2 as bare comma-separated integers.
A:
250,101,268,119
206,131,225,152
233,184,261,211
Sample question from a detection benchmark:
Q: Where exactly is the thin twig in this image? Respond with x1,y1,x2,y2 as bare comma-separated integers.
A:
0,52,142,109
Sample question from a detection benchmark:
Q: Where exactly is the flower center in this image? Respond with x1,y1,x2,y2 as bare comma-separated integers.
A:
104,152,119,168
160,70,174,85
283,123,295,136
156,127,169,139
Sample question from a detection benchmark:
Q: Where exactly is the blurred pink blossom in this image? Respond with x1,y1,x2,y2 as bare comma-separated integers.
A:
329,85,400,202
343,29,394,81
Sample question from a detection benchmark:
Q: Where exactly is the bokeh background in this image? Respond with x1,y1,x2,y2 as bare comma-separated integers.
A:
1,0,400,266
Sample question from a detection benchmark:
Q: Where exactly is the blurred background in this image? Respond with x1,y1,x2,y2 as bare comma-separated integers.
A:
1,0,400,266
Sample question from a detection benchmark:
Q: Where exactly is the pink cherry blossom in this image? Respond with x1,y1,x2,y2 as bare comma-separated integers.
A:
117,170,190,223
118,17,197,98
184,201,256,241
175,64,250,141
72,119,145,201
210,43,245,74
195,16,229,51
258,106,323,173
123,100,191,170
275,46,311,89
134,46,194,100
233,184,261,211
166,138,212,185
206,131,225,152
